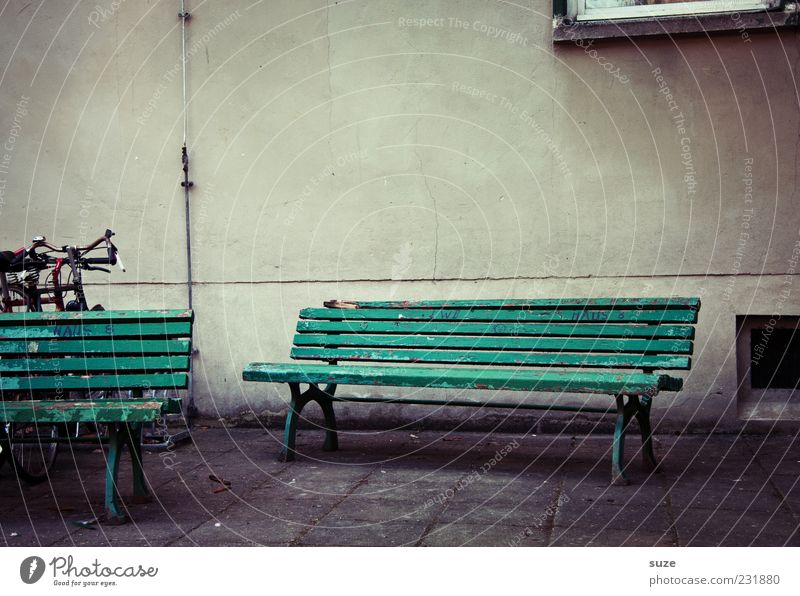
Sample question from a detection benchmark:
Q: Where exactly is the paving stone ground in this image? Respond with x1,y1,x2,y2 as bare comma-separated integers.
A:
1,427,798,547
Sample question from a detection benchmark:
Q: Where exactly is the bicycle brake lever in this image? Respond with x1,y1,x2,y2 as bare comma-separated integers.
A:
114,252,126,272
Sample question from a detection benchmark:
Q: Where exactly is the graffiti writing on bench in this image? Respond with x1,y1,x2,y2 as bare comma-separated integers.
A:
570,310,609,321
51,324,113,337
433,310,460,320
429,310,631,323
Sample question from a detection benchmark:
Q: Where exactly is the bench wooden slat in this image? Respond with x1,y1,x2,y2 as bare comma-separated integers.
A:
0,309,193,326
290,347,692,369
325,297,701,310
300,307,699,324
0,322,192,340
0,339,191,355
0,356,190,374
0,400,168,423
0,373,188,391
296,320,695,339
328,394,614,413
242,362,682,395
293,333,692,354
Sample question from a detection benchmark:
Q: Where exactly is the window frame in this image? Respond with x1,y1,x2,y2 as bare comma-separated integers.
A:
565,0,781,22
552,0,797,41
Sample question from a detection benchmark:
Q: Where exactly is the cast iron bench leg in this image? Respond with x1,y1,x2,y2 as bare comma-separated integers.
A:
105,423,127,524
280,382,339,462
105,423,152,524
611,394,638,486
612,394,660,484
279,383,305,462
125,422,152,503
319,383,339,452
634,395,659,472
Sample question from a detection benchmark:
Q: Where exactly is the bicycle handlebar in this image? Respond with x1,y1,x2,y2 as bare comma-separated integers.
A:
81,229,114,253
79,243,125,272
25,229,125,272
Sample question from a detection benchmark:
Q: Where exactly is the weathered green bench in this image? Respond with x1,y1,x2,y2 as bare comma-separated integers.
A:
244,297,699,485
0,309,193,523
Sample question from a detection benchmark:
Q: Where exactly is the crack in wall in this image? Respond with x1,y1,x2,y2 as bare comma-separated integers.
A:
414,150,440,281
84,270,800,287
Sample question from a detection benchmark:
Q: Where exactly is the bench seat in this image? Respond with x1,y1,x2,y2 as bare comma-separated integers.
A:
0,398,181,423
243,362,683,395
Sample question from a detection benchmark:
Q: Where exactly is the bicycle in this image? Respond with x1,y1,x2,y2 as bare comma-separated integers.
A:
0,229,125,483
0,229,125,313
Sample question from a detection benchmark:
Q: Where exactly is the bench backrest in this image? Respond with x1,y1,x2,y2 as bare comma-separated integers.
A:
0,309,193,395
291,298,700,372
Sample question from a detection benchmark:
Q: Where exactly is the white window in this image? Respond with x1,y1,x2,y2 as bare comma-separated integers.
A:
570,0,780,21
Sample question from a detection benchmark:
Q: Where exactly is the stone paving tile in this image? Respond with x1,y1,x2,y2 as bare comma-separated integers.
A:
2,476,105,518
665,482,787,514
1,510,80,547
563,474,666,507
0,455,106,509
551,527,676,547
2,428,800,546
169,539,265,547
750,524,800,547
187,427,248,454
438,501,550,529
296,519,429,546
50,520,189,547
744,434,800,456
352,470,464,492
324,491,440,524
421,521,548,547
170,505,306,546
48,476,243,547
768,473,800,512
548,530,606,547
273,463,375,493
437,484,558,527
555,501,673,535
672,507,800,547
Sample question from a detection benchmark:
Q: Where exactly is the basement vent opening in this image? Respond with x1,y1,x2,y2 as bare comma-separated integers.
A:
750,328,800,389
736,315,800,421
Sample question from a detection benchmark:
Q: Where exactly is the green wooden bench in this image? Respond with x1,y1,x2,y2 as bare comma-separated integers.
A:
243,297,700,485
0,309,193,523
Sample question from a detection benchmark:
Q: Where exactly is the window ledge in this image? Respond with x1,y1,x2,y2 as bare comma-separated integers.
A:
552,5,799,42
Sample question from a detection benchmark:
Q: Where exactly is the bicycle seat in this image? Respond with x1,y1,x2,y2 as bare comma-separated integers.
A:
0,251,45,273
0,250,16,273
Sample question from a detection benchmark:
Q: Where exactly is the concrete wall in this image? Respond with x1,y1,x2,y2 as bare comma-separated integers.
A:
1,0,798,431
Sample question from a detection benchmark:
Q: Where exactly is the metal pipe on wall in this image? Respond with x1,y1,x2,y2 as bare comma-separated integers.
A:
179,0,197,421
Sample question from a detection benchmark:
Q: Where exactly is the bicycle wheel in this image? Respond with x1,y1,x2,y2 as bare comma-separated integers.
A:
1,283,33,312
6,422,59,484
2,286,60,483
66,389,111,442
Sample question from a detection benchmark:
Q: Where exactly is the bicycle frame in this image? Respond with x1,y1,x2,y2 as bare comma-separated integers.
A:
0,230,122,313
0,256,74,312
